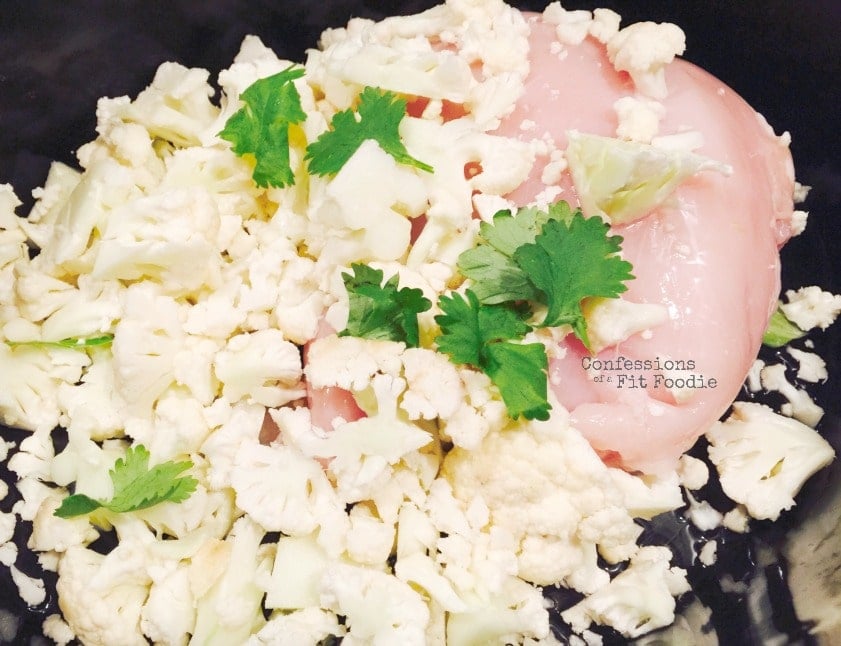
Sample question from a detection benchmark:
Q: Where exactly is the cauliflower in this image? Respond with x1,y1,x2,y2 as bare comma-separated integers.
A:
190,516,271,646
319,561,430,645
317,374,433,502
780,285,841,331
606,21,686,99
214,329,305,407
706,401,835,520
442,416,661,594
0,344,88,432
263,534,329,611
247,608,343,646
561,546,690,638
140,565,195,646
56,546,150,646
445,577,550,646
230,438,347,537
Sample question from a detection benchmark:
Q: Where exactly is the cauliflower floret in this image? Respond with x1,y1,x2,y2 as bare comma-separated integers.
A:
561,546,690,639
57,545,150,646
247,608,344,646
706,402,835,520
319,562,430,645
399,347,464,421
29,491,100,553
119,62,219,147
317,374,432,502
214,329,305,407
92,187,223,296
446,576,550,646
42,614,75,646
200,402,264,490
606,22,686,99
306,141,425,267
443,415,674,594
780,285,841,331
346,503,396,566
140,565,195,646
305,334,405,392
110,283,188,419
230,438,347,537
0,344,89,432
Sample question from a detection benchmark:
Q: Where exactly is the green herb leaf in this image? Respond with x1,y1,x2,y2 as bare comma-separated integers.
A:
435,290,549,420
763,306,806,347
513,214,634,348
457,202,575,304
340,263,432,347
5,334,114,351
306,87,433,176
218,67,306,188
54,445,197,519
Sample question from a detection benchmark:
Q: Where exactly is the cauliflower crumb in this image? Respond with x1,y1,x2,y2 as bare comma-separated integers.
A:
780,286,841,331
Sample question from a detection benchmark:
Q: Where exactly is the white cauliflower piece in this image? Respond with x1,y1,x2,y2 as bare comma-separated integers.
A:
120,62,219,147
247,608,343,646
110,283,187,419
230,438,346,536
28,491,99,553
562,546,690,639
263,534,330,611
780,285,841,331
438,368,507,450
92,187,222,296
57,351,126,442
346,504,396,566
319,562,430,645
304,334,404,393
140,565,195,646
310,140,426,264
399,347,464,421
190,516,270,646
443,416,666,594
607,22,686,99
613,96,665,143
446,577,550,646
706,402,835,520
200,402,264,490
38,158,140,273
214,329,305,407
317,374,432,502
56,546,150,646
42,614,75,646
0,344,88,432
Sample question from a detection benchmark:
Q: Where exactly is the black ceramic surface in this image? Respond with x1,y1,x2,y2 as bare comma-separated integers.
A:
1,1,839,644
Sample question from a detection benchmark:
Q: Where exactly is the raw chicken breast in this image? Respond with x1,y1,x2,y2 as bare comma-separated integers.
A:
497,17,795,473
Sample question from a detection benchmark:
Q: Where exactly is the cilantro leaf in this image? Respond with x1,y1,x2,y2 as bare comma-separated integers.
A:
54,445,197,519
513,214,634,348
435,290,549,420
458,202,575,304
218,67,306,188
340,263,432,348
5,334,114,351
763,306,806,347
305,87,433,176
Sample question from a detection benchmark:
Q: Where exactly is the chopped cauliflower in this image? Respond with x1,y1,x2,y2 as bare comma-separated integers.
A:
706,402,835,520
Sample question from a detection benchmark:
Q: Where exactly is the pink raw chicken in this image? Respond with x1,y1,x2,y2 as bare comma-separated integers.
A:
495,17,795,473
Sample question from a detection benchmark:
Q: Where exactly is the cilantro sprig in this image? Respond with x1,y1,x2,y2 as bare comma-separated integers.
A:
460,204,633,349
341,264,432,348
54,445,198,519
306,87,433,176
218,67,307,188
4,334,114,351
436,291,549,421
220,76,432,188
